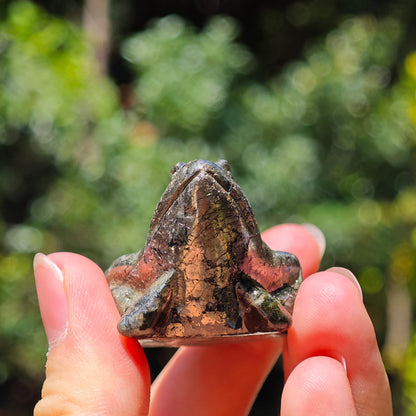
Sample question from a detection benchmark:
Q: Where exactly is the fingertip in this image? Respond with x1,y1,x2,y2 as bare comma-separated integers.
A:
301,223,326,258
296,270,363,315
291,270,365,336
282,356,356,415
34,253,68,349
42,252,120,343
327,267,363,300
46,252,105,280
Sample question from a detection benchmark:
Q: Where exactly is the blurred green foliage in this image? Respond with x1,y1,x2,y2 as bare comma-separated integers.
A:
1,1,416,413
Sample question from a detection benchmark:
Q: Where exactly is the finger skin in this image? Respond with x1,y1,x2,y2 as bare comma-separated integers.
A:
150,339,283,416
150,224,323,416
282,356,357,416
34,253,150,416
284,271,392,416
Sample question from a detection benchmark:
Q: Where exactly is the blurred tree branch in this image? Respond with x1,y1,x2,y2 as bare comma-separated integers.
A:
83,0,110,74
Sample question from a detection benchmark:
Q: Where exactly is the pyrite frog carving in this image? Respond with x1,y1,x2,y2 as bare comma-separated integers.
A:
106,160,302,346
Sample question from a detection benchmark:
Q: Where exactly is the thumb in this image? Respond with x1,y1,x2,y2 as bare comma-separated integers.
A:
33,252,150,416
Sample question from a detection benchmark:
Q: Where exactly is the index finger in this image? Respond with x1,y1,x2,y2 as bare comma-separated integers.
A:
149,224,324,416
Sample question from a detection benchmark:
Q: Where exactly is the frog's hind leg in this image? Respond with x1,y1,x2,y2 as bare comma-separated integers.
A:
242,240,302,294
117,269,175,338
235,276,293,333
106,251,143,315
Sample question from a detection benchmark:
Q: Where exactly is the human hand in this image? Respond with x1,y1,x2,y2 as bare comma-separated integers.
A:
33,224,392,415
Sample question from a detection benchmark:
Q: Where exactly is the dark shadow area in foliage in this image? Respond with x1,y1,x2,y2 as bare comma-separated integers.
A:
0,133,57,225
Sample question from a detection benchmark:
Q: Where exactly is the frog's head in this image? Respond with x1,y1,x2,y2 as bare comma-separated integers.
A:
170,159,234,190
147,159,259,243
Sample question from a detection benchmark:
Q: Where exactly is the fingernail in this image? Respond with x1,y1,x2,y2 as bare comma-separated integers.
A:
319,350,348,375
328,267,363,300
340,355,347,374
332,353,348,375
302,223,326,257
34,253,68,349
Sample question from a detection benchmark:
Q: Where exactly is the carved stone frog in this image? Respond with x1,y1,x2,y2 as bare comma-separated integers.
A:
106,160,302,346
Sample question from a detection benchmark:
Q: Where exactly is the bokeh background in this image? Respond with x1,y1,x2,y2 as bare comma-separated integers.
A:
1,0,416,414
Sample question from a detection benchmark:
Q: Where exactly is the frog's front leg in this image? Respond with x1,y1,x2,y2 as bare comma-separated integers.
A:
235,276,293,332
117,269,175,337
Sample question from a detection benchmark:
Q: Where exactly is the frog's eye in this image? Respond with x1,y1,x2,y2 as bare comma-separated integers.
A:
215,160,233,177
171,162,185,177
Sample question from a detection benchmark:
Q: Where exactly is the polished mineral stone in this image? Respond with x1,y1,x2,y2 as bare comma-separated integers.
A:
106,160,302,347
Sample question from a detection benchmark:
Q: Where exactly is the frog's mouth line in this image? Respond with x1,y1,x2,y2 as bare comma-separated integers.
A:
147,162,259,243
